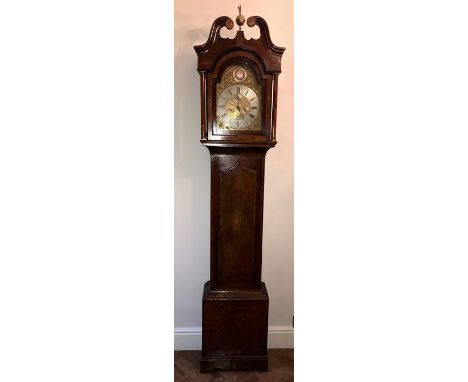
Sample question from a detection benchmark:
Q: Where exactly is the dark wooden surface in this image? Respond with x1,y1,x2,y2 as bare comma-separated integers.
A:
175,349,293,382
210,150,266,290
201,282,269,373
194,16,285,74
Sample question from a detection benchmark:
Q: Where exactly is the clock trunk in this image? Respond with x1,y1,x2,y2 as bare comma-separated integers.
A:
209,147,266,290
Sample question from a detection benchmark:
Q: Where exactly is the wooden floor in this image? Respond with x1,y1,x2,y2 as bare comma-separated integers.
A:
174,349,293,382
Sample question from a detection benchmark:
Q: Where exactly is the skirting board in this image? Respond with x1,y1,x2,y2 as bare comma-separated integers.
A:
174,325,294,351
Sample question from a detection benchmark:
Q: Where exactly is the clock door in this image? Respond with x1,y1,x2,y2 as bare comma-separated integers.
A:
215,64,262,133
210,150,265,290
207,57,274,143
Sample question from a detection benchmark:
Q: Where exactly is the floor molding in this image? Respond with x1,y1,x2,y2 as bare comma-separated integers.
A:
174,325,293,351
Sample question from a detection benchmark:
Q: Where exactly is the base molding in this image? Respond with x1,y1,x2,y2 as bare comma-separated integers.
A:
200,355,268,373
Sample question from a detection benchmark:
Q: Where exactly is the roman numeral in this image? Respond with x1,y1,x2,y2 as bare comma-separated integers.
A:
236,120,239,127
237,86,240,94
249,114,255,118
250,97,256,101
251,107,257,109
227,89,232,95
245,89,249,96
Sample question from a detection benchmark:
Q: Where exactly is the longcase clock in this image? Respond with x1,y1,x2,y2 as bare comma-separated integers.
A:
194,7,285,373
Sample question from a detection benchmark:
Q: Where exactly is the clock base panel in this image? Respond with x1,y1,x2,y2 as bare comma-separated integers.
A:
200,281,269,373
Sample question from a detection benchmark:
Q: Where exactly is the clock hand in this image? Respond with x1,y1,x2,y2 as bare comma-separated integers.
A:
235,99,242,118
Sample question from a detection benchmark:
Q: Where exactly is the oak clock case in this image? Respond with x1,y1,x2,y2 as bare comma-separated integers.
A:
194,9,285,373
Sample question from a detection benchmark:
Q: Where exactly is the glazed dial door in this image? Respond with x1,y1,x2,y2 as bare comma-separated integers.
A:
215,65,262,132
217,85,259,130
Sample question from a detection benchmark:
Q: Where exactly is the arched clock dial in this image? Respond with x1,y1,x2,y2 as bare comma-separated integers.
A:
217,84,259,129
215,64,262,131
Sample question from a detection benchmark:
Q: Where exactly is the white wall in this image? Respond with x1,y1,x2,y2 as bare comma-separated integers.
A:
174,0,294,349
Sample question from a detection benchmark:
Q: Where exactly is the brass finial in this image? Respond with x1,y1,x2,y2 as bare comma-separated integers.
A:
236,5,245,30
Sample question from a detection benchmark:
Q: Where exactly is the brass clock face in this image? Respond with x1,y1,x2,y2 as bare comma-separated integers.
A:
217,85,259,130
216,65,261,131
